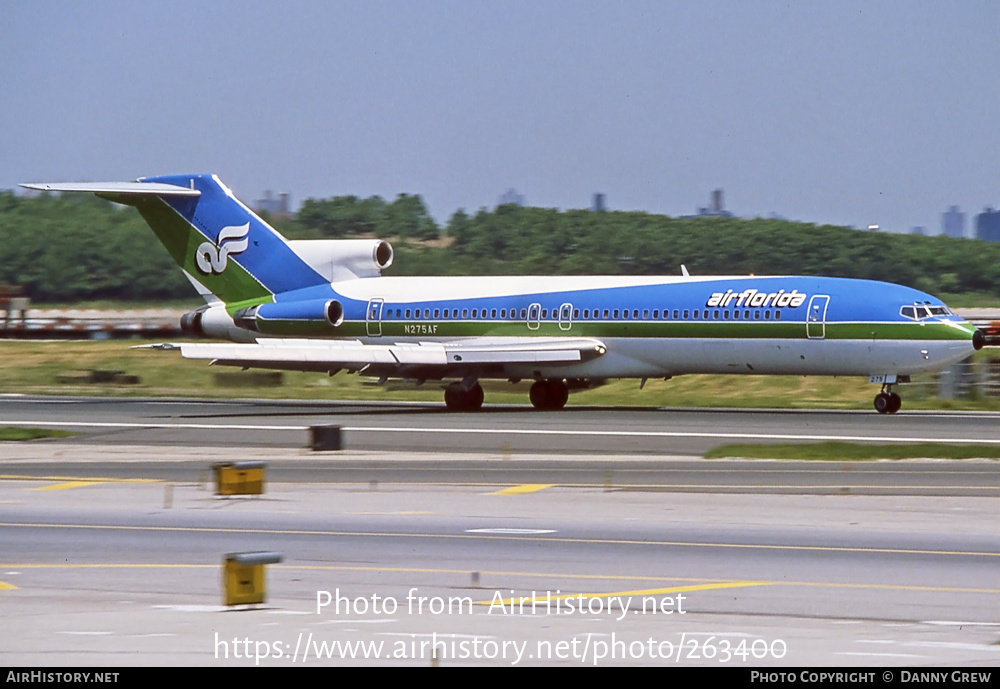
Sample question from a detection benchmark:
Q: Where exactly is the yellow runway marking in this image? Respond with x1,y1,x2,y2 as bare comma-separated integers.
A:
490,484,555,495
0,564,215,569
4,471,985,494
0,581,16,590
1,522,998,558
480,581,770,606
31,481,103,491
1,475,157,484
1,560,997,597
3,562,996,596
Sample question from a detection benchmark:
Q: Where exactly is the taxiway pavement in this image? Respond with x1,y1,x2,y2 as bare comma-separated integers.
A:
1,397,998,666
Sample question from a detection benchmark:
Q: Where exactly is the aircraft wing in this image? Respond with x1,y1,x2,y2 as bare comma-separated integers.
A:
141,337,607,373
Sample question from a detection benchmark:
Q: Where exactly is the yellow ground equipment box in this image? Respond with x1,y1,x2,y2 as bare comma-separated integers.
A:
213,461,266,496
223,551,283,606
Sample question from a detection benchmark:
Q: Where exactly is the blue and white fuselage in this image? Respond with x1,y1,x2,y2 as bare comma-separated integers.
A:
323,274,977,380
21,174,982,413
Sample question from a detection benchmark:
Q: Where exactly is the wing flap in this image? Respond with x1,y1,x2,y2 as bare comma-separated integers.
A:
170,340,405,366
441,338,604,364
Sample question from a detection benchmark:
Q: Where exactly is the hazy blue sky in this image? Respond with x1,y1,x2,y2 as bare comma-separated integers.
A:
4,1,998,233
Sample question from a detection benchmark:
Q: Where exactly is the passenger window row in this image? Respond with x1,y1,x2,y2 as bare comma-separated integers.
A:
377,306,783,321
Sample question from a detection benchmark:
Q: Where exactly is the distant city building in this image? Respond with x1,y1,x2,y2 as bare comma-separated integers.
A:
695,189,734,218
976,207,1000,242
498,188,525,207
911,226,927,235
942,205,966,238
592,193,606,212
253,190,291,217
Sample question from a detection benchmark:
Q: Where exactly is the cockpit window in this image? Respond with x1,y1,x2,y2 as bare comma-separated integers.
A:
901,303,952,321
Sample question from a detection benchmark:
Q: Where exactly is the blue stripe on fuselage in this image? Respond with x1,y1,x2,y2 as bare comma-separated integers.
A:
296,276,958,326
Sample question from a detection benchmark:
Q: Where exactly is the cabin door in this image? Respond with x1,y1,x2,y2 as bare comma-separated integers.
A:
527,303,541,330
558,303,573,331
366,298,384,337
806,295,829,339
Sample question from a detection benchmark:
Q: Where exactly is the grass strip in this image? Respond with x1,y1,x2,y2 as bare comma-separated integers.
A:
5,339,1000,412
705,441,1000,461
0,427,76,442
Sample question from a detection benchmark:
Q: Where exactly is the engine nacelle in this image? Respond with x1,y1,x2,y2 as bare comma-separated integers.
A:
287,238,393,281
233,299,344,335
180,305,257,342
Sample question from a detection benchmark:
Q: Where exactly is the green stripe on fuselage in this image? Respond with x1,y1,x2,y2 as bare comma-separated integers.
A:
251,317,976,341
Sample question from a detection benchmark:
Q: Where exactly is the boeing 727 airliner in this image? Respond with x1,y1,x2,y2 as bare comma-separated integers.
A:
21,174,984,413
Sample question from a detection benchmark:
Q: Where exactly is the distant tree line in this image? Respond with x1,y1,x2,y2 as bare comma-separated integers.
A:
296,193,439,240
0,191,189,301
2,189,999,303
411,205,1000,300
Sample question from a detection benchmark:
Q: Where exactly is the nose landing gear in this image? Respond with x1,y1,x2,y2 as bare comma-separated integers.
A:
874,384,902,414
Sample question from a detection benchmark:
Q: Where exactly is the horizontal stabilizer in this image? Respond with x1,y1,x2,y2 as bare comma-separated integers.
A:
19,182,201,197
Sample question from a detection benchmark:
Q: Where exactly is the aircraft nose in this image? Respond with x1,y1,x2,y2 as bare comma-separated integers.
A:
973,328,985,351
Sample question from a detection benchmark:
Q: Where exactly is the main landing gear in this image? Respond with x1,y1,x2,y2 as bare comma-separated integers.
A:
874,384,902,414
444,382,484,412
529,379,569,411
443,378,572,411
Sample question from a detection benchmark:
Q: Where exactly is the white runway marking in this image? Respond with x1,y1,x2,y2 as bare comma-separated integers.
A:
4,419,1000,445
465,528,557,534
837,652,926,658
924,620,1000,627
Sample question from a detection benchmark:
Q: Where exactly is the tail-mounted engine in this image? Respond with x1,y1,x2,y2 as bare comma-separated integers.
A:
233,299,345,336
180,304,257,342
287,239,393,281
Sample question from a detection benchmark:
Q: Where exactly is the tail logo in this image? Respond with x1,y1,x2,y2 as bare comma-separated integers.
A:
195,223,250,274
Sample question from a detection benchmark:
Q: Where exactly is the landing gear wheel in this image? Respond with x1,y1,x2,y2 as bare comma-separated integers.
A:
444,383,484,412
874,393,890,414
887,392,902,413
549,379,569,409
874,391,902,414
529,379,569,410
528,381,549,410
466,382,485,410
444,386,460,410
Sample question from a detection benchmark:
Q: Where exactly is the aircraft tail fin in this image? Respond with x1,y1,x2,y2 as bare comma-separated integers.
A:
22,175,329,309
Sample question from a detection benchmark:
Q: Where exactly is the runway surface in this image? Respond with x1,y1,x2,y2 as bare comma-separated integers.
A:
7,395,1000,456
1,395,998,666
